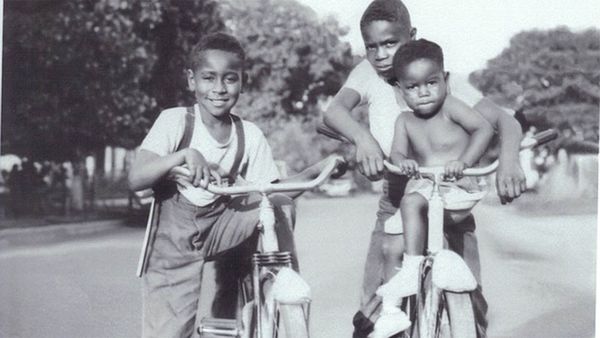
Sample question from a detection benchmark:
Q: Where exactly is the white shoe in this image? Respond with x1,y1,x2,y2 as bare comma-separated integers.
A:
371,308,411,338
376,254,424,303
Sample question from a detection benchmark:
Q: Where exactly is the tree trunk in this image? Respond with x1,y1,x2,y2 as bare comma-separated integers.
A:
110,146,116,180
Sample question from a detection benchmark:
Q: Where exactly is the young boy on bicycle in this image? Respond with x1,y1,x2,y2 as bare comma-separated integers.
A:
322,1,525,336
372,39,494,337
128,32,317,338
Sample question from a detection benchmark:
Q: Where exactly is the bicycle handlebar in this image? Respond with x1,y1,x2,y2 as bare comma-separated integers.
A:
384,129,558,177
169,155,347,195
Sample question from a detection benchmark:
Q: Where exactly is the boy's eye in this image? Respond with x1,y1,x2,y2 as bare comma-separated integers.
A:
201,75,215,81
224,75,239,83
366,45,376,51
427,81,437,86
385,41,397,48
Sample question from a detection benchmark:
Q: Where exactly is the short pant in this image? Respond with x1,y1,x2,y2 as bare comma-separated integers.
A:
384,177,486,234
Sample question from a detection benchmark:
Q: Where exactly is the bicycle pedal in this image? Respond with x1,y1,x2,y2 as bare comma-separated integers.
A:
198,317,242,337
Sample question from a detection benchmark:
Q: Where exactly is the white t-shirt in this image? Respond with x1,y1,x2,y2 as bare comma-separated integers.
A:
140,104,280,206
343,59,484,156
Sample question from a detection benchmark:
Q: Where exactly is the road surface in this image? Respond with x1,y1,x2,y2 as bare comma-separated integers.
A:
0,195,595,337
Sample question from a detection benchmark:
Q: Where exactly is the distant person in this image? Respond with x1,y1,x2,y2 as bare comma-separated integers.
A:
373,39,494,337
321,1,525,336
52,165,69,215
7,164,23,217
128,32,329,337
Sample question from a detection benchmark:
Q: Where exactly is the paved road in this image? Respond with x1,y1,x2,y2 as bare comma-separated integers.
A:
0,195,595,338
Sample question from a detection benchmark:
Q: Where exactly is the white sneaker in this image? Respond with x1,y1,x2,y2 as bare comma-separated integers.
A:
371,308,411,338
376,254,424,303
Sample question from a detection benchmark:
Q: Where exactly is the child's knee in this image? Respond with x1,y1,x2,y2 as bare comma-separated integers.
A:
400,193,427,211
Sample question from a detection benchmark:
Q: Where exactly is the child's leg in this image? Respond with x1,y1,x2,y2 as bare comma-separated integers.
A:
204,193,298,317
400,192,428,255
381,233,404,282
376,193,427,302
372,193,429,337
142,196,209,338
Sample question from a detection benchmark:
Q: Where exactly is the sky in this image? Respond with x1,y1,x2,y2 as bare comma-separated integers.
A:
296,0,600,74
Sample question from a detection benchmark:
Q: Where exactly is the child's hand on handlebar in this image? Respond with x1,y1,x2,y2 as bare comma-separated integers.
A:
182,149,222,188
397,159,420,178
444,160,466,179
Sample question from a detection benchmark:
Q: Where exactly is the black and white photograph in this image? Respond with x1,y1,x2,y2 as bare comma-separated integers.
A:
1,0,598,337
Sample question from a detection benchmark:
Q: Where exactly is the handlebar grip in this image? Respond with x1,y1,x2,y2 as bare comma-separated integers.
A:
532,129,559,146
331,158,349,179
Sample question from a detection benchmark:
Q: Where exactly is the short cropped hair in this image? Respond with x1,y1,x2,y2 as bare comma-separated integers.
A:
187,32,245,71
393,39,444,78
360,0,412,33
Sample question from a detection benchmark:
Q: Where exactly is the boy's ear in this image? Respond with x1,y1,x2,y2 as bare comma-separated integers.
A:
444,71,450,82
185,69,195,91
409,27,417,40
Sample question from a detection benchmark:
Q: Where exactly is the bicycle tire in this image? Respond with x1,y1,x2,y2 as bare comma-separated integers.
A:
412,261,477,338
277,302,310,338
442,291,476,338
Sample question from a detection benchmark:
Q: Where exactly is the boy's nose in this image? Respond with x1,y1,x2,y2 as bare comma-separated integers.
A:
375,47,388,60
418,85,430,96
213,80,227,93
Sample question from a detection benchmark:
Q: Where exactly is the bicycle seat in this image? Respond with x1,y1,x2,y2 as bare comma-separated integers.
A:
443,190,487,211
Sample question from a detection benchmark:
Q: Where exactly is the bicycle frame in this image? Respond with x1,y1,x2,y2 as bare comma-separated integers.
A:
383,130,558,338
170,155,345,338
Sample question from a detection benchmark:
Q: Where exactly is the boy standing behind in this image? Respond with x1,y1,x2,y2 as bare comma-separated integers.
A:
129,33,299,338
373,39,493,338
323,1,525,336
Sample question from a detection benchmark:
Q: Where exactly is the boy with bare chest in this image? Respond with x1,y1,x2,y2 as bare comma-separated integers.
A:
373,39,494,337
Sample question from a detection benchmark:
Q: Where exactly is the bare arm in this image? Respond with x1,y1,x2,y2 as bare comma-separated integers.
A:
128,148,216,191
390,114,419,176
323,88,384,180
390,114,410,164
474,97,526,202
446,96,494,167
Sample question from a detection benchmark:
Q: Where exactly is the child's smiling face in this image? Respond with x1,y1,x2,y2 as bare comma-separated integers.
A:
396,58,448,117
187,49,243,119
362,20,414,80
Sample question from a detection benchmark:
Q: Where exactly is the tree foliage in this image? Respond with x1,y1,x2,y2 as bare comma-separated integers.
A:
2,0,223,161
222,0,355,171
469,27,600,147
2,0,354,172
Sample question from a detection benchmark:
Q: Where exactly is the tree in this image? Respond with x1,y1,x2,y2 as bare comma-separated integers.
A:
2,0,224,161
469,27,600,149
2,0,224,211
221,0,355,171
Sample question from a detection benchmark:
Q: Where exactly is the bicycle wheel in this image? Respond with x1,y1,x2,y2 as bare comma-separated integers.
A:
255,279,309,338
440,291,476,338
413,260,477,338
276,302,310,338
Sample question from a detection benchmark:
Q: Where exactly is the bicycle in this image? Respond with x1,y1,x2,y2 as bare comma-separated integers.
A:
381,129,558,338
168,155,346,338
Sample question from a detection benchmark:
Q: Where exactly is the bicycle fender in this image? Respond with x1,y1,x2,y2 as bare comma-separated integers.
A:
271,267,311,304
432,249,477,292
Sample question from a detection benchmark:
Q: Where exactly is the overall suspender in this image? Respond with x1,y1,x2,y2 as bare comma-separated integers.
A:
136,107,246,277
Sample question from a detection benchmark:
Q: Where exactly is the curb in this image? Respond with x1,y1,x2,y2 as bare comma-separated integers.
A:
0,219,128,248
